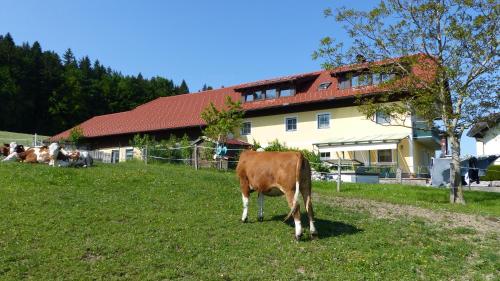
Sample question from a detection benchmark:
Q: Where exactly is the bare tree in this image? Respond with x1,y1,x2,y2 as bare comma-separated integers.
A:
313,0,499,203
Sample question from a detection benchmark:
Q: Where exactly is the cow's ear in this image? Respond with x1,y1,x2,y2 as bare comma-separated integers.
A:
4,143,9,147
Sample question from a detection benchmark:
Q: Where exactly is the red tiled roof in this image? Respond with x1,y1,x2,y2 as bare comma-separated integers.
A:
51,57,430,141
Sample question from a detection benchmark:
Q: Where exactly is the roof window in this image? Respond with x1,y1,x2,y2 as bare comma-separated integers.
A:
318,82,332,90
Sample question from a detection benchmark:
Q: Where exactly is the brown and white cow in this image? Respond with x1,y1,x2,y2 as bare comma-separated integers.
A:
236,150,317,240
14,145,50,164
1,143,10,157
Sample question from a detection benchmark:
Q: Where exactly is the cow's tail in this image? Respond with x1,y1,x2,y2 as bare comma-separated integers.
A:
284,154,302,222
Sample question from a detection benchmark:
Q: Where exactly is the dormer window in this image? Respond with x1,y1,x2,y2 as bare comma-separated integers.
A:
338,72,396,89
318,82,332,90
242,87,296,102
266,88,277,99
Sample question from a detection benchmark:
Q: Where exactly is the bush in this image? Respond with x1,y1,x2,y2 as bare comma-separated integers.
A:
481,165,500,181
263,139,330,173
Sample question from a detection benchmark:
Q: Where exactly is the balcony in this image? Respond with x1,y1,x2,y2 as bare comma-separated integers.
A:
413,121,441,148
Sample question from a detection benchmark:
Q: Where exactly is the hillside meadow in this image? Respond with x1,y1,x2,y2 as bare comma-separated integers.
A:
0,162,498,280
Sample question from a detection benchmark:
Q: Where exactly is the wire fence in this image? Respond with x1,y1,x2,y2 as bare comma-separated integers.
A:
138,144,451,181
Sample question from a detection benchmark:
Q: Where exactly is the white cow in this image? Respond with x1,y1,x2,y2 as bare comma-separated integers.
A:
48,143,93,167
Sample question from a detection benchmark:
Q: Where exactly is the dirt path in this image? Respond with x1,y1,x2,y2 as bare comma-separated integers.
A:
313,194,500,235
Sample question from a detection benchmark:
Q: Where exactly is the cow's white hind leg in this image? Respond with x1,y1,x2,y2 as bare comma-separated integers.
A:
241,194,249,223
257,192,264,222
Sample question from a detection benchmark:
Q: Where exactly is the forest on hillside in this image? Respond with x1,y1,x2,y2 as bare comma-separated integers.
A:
0,33,190,135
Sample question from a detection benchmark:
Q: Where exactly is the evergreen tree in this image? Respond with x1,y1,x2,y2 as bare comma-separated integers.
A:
201,84,213,91
178,79,190,94
0,33,181,135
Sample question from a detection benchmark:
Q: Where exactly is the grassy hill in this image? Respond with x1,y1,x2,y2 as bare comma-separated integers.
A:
0,162,498,280
0,131,48,146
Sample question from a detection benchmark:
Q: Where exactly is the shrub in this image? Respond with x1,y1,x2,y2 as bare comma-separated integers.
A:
264,139,330,173
481,165,500,181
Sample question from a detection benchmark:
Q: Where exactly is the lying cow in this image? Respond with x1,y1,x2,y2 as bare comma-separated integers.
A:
1,143,10,158
2,142,23,162
48,143,93,167
4,144,51,163
236,150,317,240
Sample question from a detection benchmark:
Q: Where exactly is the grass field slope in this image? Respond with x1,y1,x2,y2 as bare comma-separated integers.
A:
0,162,498,280
0,131,48,145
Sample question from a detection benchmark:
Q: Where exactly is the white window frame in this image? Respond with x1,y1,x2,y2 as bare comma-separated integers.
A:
284,116,298,132
319,151,331,160
316,112,331,129
241,121,251,135
125,148,134,160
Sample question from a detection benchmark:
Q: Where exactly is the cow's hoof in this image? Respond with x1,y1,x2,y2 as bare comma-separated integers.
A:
241,218,248,223
258,216,263,222
310,232,319,240
295,234,302,241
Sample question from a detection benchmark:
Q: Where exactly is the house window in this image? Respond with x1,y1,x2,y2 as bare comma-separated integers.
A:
381,73,395,83
254,90,263,100
266,88,277,99
339,72,396,89
279,88,295,97
285,117,297,132
317,113,330,129
351,75,360,87
376,111,391,124
318,82,332,90
241,122,251,135
377,149,393,163
339,76,351,89
319,152,331,160
244,93,254,102
126,148,134,160
358,73,372,86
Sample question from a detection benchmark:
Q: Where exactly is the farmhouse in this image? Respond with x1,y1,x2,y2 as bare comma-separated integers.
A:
51,57,442,177
467,113,500,165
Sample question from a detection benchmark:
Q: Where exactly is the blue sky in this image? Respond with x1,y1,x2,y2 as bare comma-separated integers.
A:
0,0,476,155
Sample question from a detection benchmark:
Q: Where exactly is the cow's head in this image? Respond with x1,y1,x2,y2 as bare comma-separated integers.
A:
14,145,25,153
9,142,17,154
48,142,61,166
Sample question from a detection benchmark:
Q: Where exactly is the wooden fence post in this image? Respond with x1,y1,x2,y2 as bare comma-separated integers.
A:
396,168,402,184
145,145,148,165
337,158,341,192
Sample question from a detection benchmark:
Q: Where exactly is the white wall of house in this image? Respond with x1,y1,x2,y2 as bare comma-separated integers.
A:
475,123,500,164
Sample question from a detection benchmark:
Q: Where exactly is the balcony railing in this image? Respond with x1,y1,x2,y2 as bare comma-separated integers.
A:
413,121,441,142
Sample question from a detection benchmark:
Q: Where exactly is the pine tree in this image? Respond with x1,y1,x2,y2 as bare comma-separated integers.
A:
178,79,189,94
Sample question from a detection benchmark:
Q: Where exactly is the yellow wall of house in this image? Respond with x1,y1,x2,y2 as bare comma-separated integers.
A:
97,147,141,162
239,105,427,173
240,105,412,150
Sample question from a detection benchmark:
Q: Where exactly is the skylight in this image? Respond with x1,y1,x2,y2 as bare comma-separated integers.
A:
318,82,332,90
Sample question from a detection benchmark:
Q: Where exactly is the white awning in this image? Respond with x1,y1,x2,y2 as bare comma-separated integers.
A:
313,133,409,151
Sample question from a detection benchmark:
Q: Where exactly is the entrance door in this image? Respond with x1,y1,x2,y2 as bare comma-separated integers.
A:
111,150,119,163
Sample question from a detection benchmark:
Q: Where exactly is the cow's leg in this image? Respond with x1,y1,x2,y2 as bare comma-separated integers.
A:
286,192,302,240
241,194,249,223
240,178,250,223
302,189,317,238
257,192,264,222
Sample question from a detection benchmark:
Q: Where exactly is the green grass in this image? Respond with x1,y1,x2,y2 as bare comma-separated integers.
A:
0,130,48,145
0,162,498,280
314,181,500,217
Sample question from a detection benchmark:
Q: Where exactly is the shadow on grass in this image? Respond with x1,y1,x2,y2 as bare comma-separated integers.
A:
269,214,362,239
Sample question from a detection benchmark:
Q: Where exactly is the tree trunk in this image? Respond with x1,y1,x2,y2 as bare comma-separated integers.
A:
449,134,465,204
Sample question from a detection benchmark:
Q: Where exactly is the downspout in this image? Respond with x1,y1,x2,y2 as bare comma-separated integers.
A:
408,134,415,175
